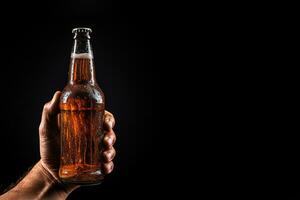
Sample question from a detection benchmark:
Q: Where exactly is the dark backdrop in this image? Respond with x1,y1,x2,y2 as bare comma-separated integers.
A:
0,1,161,199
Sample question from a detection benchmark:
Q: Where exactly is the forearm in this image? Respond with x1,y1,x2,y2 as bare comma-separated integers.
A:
0,161,78,200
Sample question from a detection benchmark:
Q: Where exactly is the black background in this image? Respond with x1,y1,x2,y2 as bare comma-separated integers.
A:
0,0,162,199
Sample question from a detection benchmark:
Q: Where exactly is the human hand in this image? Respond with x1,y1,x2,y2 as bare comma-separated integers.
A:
39,91,116,186
0,92,116,200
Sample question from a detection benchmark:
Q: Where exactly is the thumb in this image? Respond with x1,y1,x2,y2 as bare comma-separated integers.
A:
39,91,61,137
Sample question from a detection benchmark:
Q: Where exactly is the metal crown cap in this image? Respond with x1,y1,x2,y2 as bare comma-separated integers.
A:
72,27,92,34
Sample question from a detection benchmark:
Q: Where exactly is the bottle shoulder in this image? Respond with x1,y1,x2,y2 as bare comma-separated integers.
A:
60,84,105,105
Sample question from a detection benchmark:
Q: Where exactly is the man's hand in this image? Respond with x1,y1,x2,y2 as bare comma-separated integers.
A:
0,91,116,200
39,91,116,183
39,92,116,179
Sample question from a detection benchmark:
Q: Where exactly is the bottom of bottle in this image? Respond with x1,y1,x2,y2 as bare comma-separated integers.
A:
61,178,104,186
59,164,104,185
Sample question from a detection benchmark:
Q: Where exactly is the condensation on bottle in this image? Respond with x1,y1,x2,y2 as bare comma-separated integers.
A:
59,28,105,185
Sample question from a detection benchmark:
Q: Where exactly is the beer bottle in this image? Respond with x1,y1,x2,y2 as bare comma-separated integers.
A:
59,28,105,185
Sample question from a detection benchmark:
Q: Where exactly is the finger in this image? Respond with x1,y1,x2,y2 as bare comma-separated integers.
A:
39,91,61,136
103,111,115,131
103,129,116,148
102,161,114,174
102,148,116,162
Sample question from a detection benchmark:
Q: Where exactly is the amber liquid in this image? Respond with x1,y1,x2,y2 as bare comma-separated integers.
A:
59,56,105,185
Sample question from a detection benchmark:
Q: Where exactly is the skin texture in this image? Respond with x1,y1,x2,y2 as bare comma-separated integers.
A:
0,91,116,200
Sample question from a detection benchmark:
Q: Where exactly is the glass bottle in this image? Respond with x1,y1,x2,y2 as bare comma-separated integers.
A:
59,27,105,185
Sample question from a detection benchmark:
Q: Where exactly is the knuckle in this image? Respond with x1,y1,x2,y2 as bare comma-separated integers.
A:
103,150,109,158
112,134,116,143
110,113,115,121
105,111,115,121
103,150,115,162
43,103,50,112
110,162,114,170
112,148,116,156
104,162,114,173
104,135,110,143
39,124,46,135
105,110,112,116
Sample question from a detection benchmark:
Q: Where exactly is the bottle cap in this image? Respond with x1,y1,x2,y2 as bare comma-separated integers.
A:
72,28,92,34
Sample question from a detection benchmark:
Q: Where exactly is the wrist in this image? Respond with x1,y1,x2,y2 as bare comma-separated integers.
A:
0,161,79,200
37,160,79,197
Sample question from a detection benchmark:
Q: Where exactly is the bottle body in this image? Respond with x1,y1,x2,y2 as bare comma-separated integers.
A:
59,84,105,184
59,28,105,185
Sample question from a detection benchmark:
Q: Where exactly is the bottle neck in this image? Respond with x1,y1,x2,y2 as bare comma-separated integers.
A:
68,37,95,85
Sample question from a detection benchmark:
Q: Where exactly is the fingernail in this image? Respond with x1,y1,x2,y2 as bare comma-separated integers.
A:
104,136,113,145
108,137,114,145
107,152,112,159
